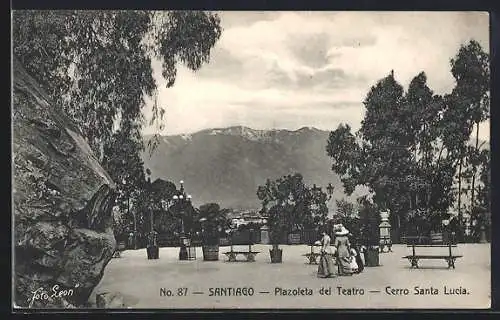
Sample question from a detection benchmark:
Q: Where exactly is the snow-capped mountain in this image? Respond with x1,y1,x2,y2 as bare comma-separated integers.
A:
142,126,347,210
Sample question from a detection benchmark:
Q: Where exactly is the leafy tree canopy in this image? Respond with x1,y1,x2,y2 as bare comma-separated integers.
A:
257,173,329,242
326,40,489,239
13,9,222,176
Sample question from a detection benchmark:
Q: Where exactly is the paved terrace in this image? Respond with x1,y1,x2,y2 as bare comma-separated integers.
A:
90,243,490,309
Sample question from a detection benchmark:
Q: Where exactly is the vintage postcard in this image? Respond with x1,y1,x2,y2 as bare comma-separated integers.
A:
12,11,490,310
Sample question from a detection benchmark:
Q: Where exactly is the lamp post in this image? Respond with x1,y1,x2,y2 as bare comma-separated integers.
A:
479,223,487,243
145,169,159,259
172,180,193,260
324,183,335,235
442,218,450,240
326,183,334,200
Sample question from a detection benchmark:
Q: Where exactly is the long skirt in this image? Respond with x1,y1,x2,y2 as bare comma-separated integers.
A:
317,254,336,278
337,256,355,275
354,252,364,274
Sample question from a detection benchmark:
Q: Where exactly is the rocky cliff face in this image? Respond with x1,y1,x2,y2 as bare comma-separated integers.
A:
12,57,117,308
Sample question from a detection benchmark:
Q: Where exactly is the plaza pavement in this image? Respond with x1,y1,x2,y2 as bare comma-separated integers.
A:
90,243,490,309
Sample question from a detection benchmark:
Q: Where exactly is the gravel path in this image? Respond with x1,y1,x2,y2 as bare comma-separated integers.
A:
90,243,490,309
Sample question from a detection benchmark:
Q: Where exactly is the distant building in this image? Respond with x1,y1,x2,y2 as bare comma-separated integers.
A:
229,210,267,228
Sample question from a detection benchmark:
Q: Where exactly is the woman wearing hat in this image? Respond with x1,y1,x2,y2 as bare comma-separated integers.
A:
334,224,354,276
317,229,336,278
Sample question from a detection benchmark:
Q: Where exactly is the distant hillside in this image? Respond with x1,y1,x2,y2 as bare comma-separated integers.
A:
141,126,489,212
141,126,364,211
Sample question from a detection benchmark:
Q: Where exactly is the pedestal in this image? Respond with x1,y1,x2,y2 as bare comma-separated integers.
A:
365,247,379,267
202,244,220,261
479,225,487,243
179,236,190,260
269,247,283,263
147,246,159,259
179,245,189,260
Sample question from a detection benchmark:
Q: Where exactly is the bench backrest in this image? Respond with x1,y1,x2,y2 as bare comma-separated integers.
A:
230,244,254,251
403,235,457,246
407,242,458,257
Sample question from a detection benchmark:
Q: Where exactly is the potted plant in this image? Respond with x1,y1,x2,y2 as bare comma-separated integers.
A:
358,197,380,267
267,206,284,263
198,203,229,261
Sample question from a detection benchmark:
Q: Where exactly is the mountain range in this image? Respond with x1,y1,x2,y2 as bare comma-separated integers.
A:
141,126,360,211
141,125,489,212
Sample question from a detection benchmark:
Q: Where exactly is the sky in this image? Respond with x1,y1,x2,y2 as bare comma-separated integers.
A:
142,11,490,141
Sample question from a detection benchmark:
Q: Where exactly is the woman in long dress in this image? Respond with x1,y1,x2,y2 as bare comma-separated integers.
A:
334,225,354,276
352,247,364,274
317,231,336,278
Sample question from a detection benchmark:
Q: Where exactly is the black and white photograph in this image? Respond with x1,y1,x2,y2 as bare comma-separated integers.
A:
12,11,490,309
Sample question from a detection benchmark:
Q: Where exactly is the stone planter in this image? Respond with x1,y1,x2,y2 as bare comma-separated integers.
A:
146,246,159,260
202,244,219,261
364,246,379,267
269,247,283,263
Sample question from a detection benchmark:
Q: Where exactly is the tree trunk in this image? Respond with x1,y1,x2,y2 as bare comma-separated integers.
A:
457,157,463,233
13,57,116,308
150,210,154,233
470,121,480,222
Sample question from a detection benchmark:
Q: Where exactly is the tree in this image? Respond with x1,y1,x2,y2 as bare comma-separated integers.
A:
450,40,490,228
472,148,490,240
357,196,381,247
336,199,355,218
334,199,361,241
13,11,222,228
256,173,329,249
198,203,231,245
327,73,414,238
403,73,459,229
149,178,179,235
326,60,480,241
104,129,147,236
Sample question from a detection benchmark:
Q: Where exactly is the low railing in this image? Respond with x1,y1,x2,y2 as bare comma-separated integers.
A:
121,229,323,248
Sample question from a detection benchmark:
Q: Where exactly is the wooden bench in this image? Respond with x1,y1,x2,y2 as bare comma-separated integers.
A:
224,244,260,262
403,238,462,269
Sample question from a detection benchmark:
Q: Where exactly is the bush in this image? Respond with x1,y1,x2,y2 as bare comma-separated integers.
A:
198,203,230,246
358,198,380,247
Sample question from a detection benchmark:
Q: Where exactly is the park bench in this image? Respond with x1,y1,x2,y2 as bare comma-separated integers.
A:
302,244,336,264
402,236,462,269
224,244,260,262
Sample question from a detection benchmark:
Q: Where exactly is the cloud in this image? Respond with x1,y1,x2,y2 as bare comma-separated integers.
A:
142,11,490,141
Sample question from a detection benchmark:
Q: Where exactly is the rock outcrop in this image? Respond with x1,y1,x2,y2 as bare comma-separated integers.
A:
96,292,126,308
12,57,117,308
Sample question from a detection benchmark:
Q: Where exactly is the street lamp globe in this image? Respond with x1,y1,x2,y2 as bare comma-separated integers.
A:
173,195,179,200
187,195,192,200
180,180,184,185
179,195,184,200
